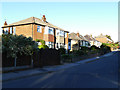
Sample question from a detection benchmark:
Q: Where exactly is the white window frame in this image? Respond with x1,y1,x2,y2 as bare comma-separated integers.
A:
60,30,64,36
56,30,60,36
48,27,54,35
44,26,49,34
65,32,67,38
13,27,16,35
37,25,42,33
10,27,12,34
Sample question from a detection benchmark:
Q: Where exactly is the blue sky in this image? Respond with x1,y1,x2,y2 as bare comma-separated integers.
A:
1,2,118,42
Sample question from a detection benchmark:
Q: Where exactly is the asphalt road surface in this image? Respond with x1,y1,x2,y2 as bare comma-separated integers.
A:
2,51,120,88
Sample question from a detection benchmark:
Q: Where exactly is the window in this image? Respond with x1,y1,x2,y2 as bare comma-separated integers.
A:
48,28,53,35
13,27,16,35
4,28,8,34
56,30,60,36
48,42,54,48
56,30,64,36
10,27,12,34
60,30,64,36
44,26,49,34
37,26,42,33
65,32,67,38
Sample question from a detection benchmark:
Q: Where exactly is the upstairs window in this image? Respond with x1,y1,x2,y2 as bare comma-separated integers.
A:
48,27,53,35
60,30,64,36
56,30,60,36
4,28,8,34
65,32,67,38
10,27,12,34
56,30,64,36
13,27,16,35
44,26,49,34
37,26,42,33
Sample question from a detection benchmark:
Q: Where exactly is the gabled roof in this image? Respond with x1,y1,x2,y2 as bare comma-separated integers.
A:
85,35,102,42
2,17,69,32
79,34,89,41
69,33,82,40
2,17,46,27
84,35,94,41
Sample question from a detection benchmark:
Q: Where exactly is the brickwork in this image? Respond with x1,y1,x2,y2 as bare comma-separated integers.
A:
33,25,44,40
16,24,32,38
44,34,54,42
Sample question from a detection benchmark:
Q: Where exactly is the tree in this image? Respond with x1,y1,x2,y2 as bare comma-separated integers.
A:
106,35,112,41
2,34,38,67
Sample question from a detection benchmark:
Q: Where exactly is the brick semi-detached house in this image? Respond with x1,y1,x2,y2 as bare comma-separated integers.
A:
2,15,69,50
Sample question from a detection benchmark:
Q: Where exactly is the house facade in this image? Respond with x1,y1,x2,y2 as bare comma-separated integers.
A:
68,33,90,51
2,15,69,50
77,33,90,48
84,35,102,48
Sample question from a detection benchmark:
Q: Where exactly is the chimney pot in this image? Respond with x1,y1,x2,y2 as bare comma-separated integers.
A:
4,21,7,25
42,15,46,22
77,33,79,37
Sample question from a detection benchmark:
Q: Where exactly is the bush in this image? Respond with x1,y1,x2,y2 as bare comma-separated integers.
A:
58,48,66,55
35,39,45,45
100,44,111,55
90,45,99,50
38,45,49,49
2,34,38,58
73,50,85,56
81,46,90,54
61,54,72,62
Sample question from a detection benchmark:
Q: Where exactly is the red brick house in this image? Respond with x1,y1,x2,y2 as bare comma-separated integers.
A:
2,15,69,50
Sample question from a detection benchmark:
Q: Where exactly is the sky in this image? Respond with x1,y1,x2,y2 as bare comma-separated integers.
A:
0,1,118,42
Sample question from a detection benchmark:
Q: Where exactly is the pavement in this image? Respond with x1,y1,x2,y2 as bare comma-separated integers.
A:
1,51,117,82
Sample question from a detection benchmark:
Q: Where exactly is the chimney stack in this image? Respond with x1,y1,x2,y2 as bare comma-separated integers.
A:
77,33,79,37
42,15,46,22
4,21,7,25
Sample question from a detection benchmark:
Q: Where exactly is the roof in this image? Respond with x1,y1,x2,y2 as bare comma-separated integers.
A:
84,35,101,42
84,35,96,41
2,17,69,32
69,33,82,40
79,34,89,41
95,34,106,38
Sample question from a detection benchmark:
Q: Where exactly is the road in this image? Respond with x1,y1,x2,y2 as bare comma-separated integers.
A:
2,51,120,88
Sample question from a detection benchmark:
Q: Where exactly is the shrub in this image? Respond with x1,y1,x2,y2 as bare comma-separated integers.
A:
35,39,45,45
100,44,111,55
58,48,66,55
61,54,72,62
2,34,38,58
73,50,85,56
80,46,90,54
38,45,49,49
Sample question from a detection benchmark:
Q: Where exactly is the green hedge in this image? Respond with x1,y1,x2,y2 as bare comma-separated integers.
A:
2,34,38,58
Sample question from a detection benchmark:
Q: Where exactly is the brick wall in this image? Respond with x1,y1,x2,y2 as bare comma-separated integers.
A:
16,24,32,38
44,34,54,42
33,24,44,40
